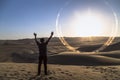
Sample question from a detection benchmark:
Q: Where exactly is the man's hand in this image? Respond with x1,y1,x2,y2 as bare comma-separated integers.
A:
33,33,37,37
51,32,54,36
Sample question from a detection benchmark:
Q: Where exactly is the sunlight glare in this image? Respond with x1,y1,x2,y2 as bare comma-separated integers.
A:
70,10,106,37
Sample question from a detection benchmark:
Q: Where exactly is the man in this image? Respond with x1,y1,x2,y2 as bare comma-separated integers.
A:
33,32,54,75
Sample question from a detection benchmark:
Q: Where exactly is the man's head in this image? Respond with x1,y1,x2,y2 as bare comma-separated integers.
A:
40,38,45,43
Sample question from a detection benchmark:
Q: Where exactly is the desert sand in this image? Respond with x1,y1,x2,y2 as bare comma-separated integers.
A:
0,52,120,80
0,38,120,80
0,63,119,80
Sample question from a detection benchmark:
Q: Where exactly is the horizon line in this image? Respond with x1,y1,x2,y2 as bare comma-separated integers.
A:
0,36,120,40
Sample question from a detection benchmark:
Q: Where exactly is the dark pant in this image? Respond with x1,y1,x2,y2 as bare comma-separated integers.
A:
38,55,47,75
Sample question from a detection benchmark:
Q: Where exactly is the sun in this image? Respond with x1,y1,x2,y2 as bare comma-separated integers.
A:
69,10,106,37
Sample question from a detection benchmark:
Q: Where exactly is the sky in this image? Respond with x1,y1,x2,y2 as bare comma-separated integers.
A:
0,0,120,39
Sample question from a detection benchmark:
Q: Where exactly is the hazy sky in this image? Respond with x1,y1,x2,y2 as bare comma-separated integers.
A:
0,0,120,39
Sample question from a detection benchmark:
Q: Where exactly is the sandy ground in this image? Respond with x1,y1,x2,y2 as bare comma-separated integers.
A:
0,63,119,80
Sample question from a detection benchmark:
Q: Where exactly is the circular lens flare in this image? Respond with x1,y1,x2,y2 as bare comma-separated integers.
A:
56,0,118,53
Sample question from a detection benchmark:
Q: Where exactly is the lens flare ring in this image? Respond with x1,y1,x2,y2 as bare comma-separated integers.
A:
56,0,118,53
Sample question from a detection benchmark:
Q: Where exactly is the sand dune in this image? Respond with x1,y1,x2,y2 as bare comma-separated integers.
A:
97,51,120,59
48,52,120,66
77,41,120,52
9,51,120,66
102,42,120,52
0,50,120,80
77,45,102,52
0,38,120,80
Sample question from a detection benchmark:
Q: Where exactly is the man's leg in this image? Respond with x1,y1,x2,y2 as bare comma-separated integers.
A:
43,56,47,75
38,56,42,75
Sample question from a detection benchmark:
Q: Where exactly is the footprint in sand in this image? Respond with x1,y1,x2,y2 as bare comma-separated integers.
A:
57,68,62,71
20,69,25,71
60,71,73,77
47,76,57,80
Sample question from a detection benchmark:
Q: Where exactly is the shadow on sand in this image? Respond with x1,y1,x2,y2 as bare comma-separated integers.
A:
48,53,120,66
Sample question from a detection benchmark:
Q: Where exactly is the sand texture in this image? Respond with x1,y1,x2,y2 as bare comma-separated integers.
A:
0,63,119,80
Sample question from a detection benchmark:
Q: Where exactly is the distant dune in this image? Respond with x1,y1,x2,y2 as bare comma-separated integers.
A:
77,44,102,52
9,52,120,66
0,37,120,66
102,42,120,52
97,51,120,59
77,41,120,52
48,52,120,66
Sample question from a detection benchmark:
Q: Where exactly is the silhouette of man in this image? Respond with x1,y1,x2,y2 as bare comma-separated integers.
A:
33,32,54,75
